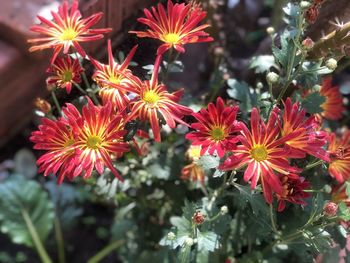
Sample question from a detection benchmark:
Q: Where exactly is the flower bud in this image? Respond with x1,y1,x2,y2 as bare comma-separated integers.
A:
185,237,194,246
192,211,205,225
325,58,337,71
300,1,311,9
266,27,275,35
266,72,279,84
256,82,264,90
323,184,332,194
167,232,176,240
302,37,314,50
220,205,228,215
323,202,338,217
34,97,51,114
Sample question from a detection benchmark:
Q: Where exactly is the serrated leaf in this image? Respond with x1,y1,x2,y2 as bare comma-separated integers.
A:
170,216,191,232
227,79,257,112
197,155,220,171
250,55,276,73
197,230,219,252
301,92,326,114
0,176,54,247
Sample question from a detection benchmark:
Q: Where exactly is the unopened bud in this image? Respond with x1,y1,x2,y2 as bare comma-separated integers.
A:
266,27,275,35
256,82,264,90
313,84,321,92
192,211,205,225
302,37,314,50
185,237,194,246
300,1,311,9
323,202,338,217
266,72,279,84
46,82,56,92
325,58,337,71
323,184,332,194
167,232,176,240
34,97,51,114
220,205,228,215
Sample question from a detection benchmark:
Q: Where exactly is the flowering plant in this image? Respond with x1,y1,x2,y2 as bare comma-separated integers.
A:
0,0,350,262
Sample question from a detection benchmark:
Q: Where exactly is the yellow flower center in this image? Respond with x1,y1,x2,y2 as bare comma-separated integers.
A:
210,127,226,141
87,135,102,149
164,33,180,44
188,146,201,160
251,145,268,162
143,90,160,105
60,28,78,41
63,138,75,148
108,75,122,85
62,70,73,82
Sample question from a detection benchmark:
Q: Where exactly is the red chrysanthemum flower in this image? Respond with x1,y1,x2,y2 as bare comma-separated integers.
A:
90,40,140,111
181,145,205,182
130,0,213,55
46,56,83,93
276,174,311,212
319,78,344,120
328,131,350,183
63,99,129,180
220,108,302,203
30,117,80,184
28,0,111,63
185,97,239,157
127,55,192,142
281,98,329,161
332,184,350,207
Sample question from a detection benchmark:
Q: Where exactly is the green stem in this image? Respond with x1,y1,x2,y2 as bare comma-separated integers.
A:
234,210,242,253
51,90,62,116
304,159,323,171
276,10,304,104
54,216,66,263
269,204,279,234
73,83,88,95
87,240,124,263
21,209,53,263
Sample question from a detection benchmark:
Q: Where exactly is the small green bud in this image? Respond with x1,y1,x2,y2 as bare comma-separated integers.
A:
266,27,275,35
300,1,311,9
167,232,176,240
185,237,194,246
220,205,228,215
266,72,279,84
325,58,338,71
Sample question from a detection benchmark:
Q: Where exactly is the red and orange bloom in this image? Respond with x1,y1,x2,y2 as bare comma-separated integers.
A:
30,117,80,184
319,78,344,120
281,98,329,161
28,0,111,63
328,131,350,183
46,56,83,93
220,108,302,203
276,174,311,212
127,55,192,142
181,146,205,182
63,99,129,181
332,184,350,207
90,40,140,111
186,97,239,157
130,0,213,55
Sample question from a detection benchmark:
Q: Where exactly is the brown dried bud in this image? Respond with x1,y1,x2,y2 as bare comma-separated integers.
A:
34,97,51,114
323,202,338,217
305,5,319,24
192,211,205,225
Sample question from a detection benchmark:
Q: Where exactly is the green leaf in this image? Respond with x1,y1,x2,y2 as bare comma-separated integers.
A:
197,155,220,171
0,176,54,247
14,149,37,179
250,55,276,73
197,230,219,252
301,92,326,114
227,79,257,112
338,202,350,221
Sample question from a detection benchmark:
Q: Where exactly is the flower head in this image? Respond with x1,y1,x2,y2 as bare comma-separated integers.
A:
221,108,301,203
186,97,239,157
181,145,205,182
30,118,80,184
28,0,111,63
130,0,213,55
319,78,344,120
276,174,311,212
328,131,350,183
281,98,329,161
90,40,140,111
332,184,350,206
63,99,129,180
127,55,192,142
46,56,83,93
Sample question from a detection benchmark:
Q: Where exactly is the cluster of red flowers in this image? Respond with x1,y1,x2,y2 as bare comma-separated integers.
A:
185,97,333,210
29,0,212,183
